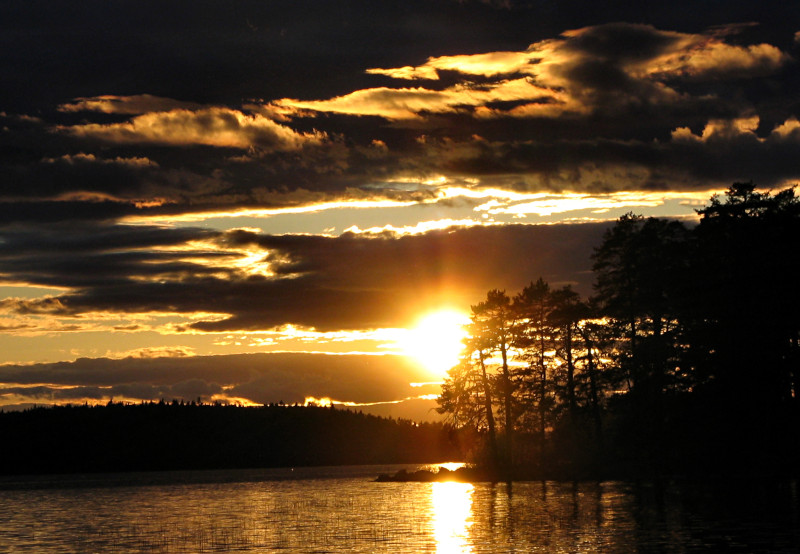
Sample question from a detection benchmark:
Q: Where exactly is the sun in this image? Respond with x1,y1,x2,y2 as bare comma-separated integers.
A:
402,309,470,377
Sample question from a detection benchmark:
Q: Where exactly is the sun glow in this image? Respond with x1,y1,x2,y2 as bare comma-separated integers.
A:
402,310,470,377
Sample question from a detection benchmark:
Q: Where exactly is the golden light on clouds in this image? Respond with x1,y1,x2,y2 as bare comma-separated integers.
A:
57,94,203,114
118,183,720,236
672,116,800,144
60,107,325,150
367,51,534,80
478,190,722,217
304,394,440,408
273,78,570,121
270,24,790,124
342,219,489,236
120,198,426,226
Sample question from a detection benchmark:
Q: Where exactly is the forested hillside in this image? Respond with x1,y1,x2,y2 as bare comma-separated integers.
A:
0,402,459,475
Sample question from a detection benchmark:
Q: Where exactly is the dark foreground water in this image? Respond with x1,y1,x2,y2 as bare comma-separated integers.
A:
1,464,798,553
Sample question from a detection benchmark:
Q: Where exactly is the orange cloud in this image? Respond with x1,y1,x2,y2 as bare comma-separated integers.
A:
274,87,462,119
58,94,203,114
275,78,569,120
42,152,159,168
59,107,325,150
671,116,800,143
772,118,800,139
642,24,789,80
274,24,789,122
367,51,534,79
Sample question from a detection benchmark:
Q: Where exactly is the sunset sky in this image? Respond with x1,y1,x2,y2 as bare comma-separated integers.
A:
1,0,799,419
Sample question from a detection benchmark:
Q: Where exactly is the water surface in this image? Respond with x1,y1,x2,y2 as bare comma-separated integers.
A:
1,465,798,552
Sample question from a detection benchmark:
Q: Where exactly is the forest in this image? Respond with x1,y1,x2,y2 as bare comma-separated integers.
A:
437,183,800,479
0,401,459,475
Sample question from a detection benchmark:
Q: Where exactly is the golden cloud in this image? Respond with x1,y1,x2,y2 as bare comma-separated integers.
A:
116,346,197,359
274,24,789,122
59,107,326,150
672,116,800,143
771,118,800,139
58,94,203,114
42,152,159,168
367,51,534,79
274,78,570,120
645,38,789,79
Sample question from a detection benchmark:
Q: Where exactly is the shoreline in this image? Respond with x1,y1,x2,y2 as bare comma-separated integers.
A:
375,465,800,483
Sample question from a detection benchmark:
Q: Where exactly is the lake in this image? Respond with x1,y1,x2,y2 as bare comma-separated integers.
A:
1,464,798,552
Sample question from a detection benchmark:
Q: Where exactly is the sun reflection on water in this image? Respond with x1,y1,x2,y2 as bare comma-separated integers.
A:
431,481,474,553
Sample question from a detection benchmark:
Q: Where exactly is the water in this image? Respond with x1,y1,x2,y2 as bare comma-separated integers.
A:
1,465,798,553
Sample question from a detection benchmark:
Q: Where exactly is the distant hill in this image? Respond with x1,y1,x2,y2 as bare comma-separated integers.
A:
0,402,460,475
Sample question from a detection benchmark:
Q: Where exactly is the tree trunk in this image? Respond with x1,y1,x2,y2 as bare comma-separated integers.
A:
628,317,637,390
582,330,604,452
478,350,500,470
565,323,576,421
500,339,513,473
538,306,547,466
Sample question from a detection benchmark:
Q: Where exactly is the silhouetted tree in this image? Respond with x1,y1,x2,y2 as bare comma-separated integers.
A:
514,279,557,462
592,214,690,393
470,289,516,470
436,184,800,477
438,329,501,469
574,307,607,453
692,183,800,407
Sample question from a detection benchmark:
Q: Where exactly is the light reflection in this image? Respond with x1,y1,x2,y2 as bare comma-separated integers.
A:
437,462,466,473
431,482,474,553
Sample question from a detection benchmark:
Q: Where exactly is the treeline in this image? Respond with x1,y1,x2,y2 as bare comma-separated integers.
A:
438,183,800,478
0,401,459,475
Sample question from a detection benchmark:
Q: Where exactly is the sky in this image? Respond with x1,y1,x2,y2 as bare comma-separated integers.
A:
1,0,799,419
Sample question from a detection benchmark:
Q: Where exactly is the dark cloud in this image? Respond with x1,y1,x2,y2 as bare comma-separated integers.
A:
0,224,227,290
0,352,440,418
2,3,798,211
0,222,607,330
410,123,800,192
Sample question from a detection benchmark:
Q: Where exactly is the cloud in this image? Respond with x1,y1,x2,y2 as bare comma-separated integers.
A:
645,26,789,79
59,107,325,150
272,77,575,121
0,220,608,331
58,94,204,114
772,117,800,139
117,346,197,359
42,152,159,169
0,297,75,316
3,20,797,213
277,23,790,122
0,352,442,419
366,51,533,80
274,87,469,120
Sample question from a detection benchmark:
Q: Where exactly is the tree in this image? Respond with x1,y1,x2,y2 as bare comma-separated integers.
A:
513,279,557,462
692,183,800,406
437,330,501,470
591,214,691,469
470,289,516,470
549,285,583,422
574,306,608,452
592,214,690,398
436,184,800,477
